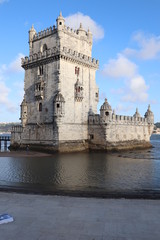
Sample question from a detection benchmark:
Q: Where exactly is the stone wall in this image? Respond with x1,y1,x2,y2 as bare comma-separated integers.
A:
88,113,154,150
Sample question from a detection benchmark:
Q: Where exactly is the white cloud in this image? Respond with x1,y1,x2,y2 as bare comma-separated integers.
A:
0,53,24,113
115,104,134,114
0,82,16,112
8,53,24,73
122,76,149,103
110,88,124,95
0,53,24,77
102,53,149,104
102,54,137,78
123,32,160,60
65,12,104,41
13,81,24,99
0,82,10,104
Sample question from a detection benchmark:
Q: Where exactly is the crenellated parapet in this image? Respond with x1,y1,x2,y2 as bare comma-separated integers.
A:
31,24,92,43
11,125,23,133
32,25,57,41
21,46,99,69
61,47,99,67
29,13,92,46
89,98,154,126
89,113,149,126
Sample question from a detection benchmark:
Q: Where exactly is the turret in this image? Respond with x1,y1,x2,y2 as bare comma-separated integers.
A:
87,28,93,47
56,11,65,30
20,98,27,127
112,109,116,120
75,79,83,101
77,23,86,37
144,104,154,124
100,98,112,120
133,108,141,118
29,25,36,54
53,92,65,118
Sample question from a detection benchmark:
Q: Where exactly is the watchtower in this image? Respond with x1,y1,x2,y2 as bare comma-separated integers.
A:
14,12,99,151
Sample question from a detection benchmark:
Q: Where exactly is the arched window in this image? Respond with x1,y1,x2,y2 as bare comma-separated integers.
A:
57,103,60,108
43,44,47,52
39,103,42,112
38,65,43,76
105,111,109,116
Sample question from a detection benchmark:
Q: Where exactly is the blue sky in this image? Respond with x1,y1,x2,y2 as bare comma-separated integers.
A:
0,0,160,123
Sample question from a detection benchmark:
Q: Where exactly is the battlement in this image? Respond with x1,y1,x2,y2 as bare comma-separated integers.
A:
31,24,92,42
21,46,99,69
89,113,149,125
32,25,57,41
11,125,23,133
30,13,92,46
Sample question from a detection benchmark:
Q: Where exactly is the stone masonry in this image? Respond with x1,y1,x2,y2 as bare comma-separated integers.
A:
11,12,154,152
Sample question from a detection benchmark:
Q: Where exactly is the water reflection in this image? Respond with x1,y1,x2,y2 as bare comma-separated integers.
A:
0,135,160,195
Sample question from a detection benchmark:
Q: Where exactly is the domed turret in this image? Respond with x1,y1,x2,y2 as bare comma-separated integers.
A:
77,23,86,37
29,25,36,54
56,11,65,30
144,104,154,124
133,108,141,118
54,92,65,102
53,92,65,117
100,98,112,119
29,24,36,41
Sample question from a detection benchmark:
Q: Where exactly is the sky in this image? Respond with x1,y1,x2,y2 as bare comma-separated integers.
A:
0,0,160,123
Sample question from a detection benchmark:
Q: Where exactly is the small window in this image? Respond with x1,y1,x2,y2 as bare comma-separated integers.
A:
59,22,62,25
38,65,43,76
43,44,47,52
89,134,94,140
95,92,98,98
57,103,60,108
75,67,80,75
39,103,42,112
105,112,109,116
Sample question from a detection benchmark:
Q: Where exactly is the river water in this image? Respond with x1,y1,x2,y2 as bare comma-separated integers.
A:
0,135,160,198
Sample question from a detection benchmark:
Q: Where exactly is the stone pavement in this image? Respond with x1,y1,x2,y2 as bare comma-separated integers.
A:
0,192,160,240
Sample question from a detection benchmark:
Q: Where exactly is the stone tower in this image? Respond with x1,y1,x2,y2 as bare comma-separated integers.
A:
11,13,154,152
13,12,99,151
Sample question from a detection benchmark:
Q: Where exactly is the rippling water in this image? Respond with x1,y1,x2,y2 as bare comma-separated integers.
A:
0,135,160,197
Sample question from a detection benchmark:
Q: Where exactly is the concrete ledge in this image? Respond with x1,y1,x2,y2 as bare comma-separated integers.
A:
1,192,160,239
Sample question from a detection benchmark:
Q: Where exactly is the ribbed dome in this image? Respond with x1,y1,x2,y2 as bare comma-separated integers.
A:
57,11,64,20
54,92,65,102
100,98,112,111
133,108,141,118
145,104,153,118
